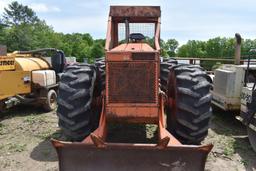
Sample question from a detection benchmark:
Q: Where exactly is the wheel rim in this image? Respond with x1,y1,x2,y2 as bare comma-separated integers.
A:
247,127,256,152
49,92,57,109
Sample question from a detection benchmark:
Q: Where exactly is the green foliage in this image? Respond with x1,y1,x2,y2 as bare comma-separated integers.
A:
176,37,250,58
3,1,39,26
165,39,179,57
176,37,256,70
90,42,104,59
0,1,105,61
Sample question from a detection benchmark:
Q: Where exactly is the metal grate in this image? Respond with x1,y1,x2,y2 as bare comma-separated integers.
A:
132,53,156,60
118,23,155,44
108,62,156,103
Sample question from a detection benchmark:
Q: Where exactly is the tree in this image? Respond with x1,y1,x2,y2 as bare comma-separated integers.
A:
165,39,179,57
2,1,39,26
94,39,105,48
0,19,6,43
177,44,189,57
1,1,56,52
160,39,168,57
4,24,33,51
90,42,104,59
205,37,223,58
242,39,256,56
177,40,206,57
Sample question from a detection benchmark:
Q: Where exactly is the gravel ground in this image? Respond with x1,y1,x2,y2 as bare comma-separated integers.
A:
0,105,255,171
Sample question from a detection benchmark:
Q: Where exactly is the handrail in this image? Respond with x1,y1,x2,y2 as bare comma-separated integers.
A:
154,18,161,51
105,17,112,51
172,57,256,62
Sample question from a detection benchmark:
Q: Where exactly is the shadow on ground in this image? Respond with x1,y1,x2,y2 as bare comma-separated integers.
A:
30,139,57,162
211,106,256,171
0,105,47,121
106,123,158,144
233,136,256,171
30,130,65,162
211,107,246,136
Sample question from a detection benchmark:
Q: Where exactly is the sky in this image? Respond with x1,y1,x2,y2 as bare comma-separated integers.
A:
0,0,256,44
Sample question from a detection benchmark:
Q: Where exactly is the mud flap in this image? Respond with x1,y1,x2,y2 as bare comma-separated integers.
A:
52,140,212,171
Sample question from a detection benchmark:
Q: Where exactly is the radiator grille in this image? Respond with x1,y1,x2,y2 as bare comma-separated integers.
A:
108,62,156,103
132,53,155,60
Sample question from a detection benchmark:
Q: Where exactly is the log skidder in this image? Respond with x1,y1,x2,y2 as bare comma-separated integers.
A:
160,61,212,144
53,6,213,171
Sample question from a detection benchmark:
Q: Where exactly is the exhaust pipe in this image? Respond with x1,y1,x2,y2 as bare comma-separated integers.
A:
235,33,242,65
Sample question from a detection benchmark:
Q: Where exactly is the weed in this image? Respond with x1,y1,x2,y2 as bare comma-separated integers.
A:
24,115,46,125
240,159,248,166
223,139,235,156
51,130,62,139
35,129,53,140
24,115,37,124
7,143,26,152
0,123,5,135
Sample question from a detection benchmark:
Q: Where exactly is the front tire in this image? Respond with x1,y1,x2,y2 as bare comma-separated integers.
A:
160,58,177,92
166,64,212,144
57,64,97,141
95,58,106,95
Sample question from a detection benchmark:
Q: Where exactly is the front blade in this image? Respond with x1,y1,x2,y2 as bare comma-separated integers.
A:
52,140,212,171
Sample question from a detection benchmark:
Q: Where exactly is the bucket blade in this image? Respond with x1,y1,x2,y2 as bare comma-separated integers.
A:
52,140,212,171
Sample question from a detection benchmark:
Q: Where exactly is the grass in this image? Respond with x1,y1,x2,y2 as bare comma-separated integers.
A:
7,143,26,153
215,134,236,157
24,114,47,125
35,129,54,140
0,123,5,135
240,159,248,166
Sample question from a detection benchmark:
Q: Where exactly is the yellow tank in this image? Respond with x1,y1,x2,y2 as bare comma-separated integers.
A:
0,56,51,100
15,57,50,71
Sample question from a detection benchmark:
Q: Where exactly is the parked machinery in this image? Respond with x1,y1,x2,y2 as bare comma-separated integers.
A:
52,6,213,171
0,46,65,112
236,49,256,152
211,31,256,151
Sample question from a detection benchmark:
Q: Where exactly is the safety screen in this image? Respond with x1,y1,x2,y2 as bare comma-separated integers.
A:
118,23,155,45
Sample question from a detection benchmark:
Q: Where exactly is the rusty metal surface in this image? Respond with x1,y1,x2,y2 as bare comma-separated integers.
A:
132,52,156,60
110,43,155,52
52,140,212,171
106,106,158,124
108,62,156,103
52,94,213,171
110,6,161,17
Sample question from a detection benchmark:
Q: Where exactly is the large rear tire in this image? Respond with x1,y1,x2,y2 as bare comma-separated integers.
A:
160,58,177,92
166,64,212,144
95,58,106,95
57,64,97,141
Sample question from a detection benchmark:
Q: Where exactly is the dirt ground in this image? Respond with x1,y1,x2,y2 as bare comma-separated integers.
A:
0,106,255,171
